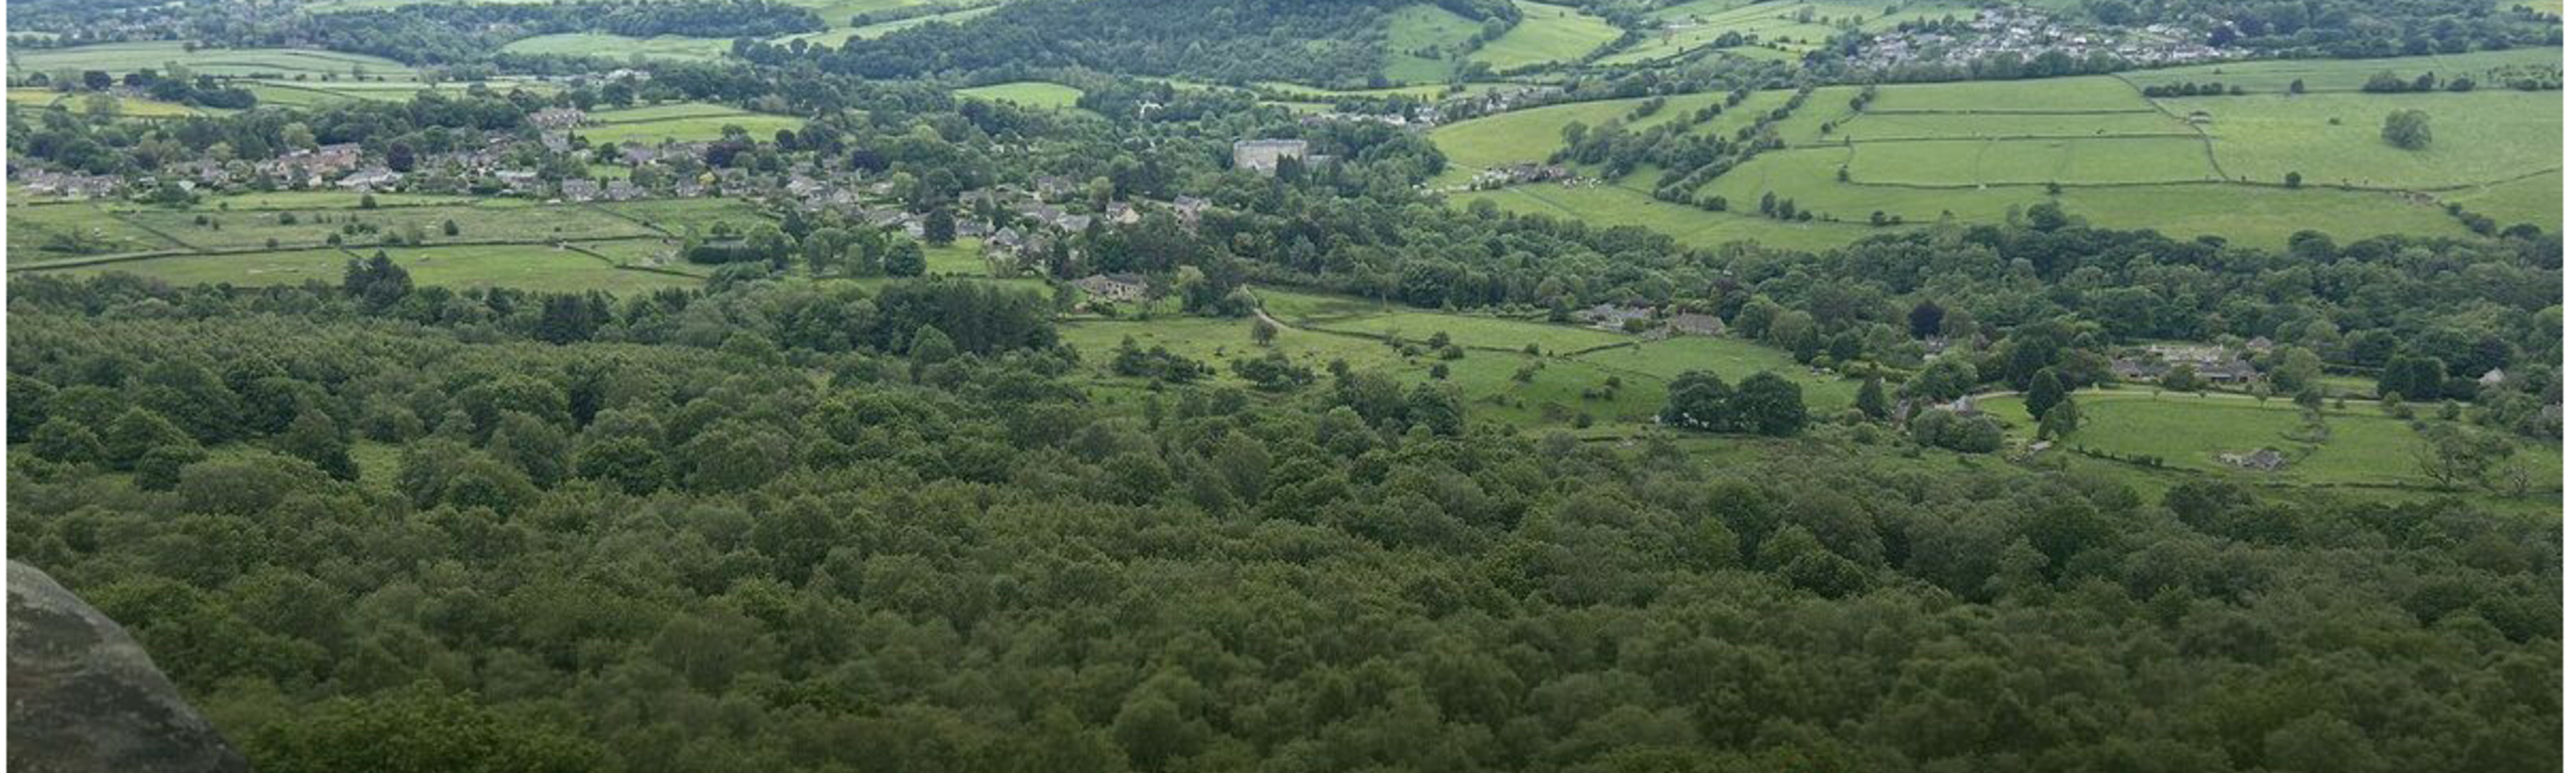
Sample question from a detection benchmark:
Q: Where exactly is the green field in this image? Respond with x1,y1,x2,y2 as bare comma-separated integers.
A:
1454,180,1884,251
2165,90,2562,189
1445,52,2557,251
5,88,213,118
955,81,1087,110
1468,1,1622,72
1427,89,1793,184
498,33,737,62
43,243,700,294
7,203,188,263
116,203,654,252
9,41,415,79
1382,3,1487,83
576,103,809,144
590,197,776,234
1981,391,2562,491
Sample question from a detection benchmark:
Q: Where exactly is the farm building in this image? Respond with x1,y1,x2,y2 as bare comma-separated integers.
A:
1666,312,1726,337
1075,273,1150,303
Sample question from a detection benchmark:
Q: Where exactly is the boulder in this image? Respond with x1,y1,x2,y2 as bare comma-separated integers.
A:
9,560,248,773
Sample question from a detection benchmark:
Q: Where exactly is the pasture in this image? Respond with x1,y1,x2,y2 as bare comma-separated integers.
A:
2118,48,2563,93
1979,390,2562,492
591,197,776,234
576,103,809,144
118,203,655,252
43,243,700,294
7,203,188,263
498,33,737,62
1382,3,1485,83
2165,90,2562,189
9,42,414,79
1468,1,1622,72
1426,89,1792,184
1445,52,2556,252
955,81,1087,110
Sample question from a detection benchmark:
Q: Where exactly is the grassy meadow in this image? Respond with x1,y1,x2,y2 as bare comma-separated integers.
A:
1979,390,2563,493
1468,1,1622,72
955,81,1088,110
1382,3,1488,83
48,242,700,294
576,103,809,144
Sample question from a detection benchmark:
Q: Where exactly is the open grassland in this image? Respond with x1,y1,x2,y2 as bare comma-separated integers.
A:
1841,136,2219,184
44,243,700,294
1427,89,1792,184
1308,309,1634,356
1453,182,1885,251
2443,170,2562,229
1239,287,1860,425
922,238,992,275
242,79,558,108
1447,57,2553,252
6,89,213,118
2164,90,2562,189
955,81,1087,110
1468,1,1622,72
7,203,189,262
1981,391,2562,492
1575,335,1857,409
1868,75,2150,111
10,42,415,79
2119,48,2564,93
576,104,808,144
499,33,738,62
118,202,655,252
589,196,774,234
1383,3,1486,83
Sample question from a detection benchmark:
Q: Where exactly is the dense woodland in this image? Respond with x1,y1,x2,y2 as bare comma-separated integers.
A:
7,271,2560,772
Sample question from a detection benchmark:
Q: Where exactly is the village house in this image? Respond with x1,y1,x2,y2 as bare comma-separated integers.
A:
1104,201,1141,225
603,180,643,201
1666,312,1727,337
19,171,122,199
1472,163,1574,189
529,107,588,130
336,167,402,192
1579,304,1656,332
1232,138,1310,174
559,178,602,202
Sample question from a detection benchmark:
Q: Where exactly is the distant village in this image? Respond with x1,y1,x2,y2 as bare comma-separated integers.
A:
1849,7,2236,72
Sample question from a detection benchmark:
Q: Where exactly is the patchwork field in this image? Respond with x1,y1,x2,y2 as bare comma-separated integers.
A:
2118,47,2565,93
1427,89,1794,184
955,81,1087,110
1448,50,2558,250
8,42,415,79
116,203,654,252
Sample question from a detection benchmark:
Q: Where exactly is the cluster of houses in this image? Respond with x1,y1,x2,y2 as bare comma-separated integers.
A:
1577,304,1728,338
1468,163,1577,189
2108,340,2264,384
16,169,122,198
1850,7,2234,72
